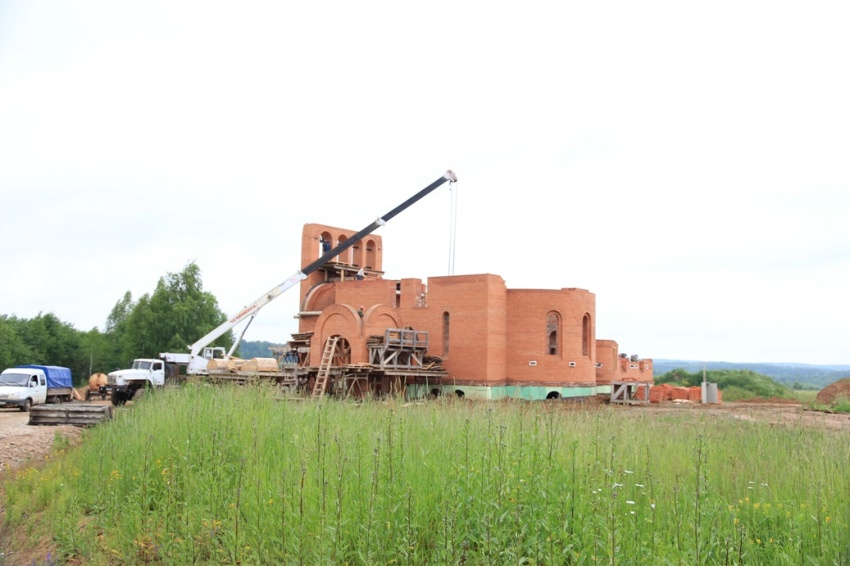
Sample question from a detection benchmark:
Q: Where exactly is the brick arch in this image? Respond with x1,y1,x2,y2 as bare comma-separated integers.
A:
304,282,335,312
313,305,364,364
361,304,403,336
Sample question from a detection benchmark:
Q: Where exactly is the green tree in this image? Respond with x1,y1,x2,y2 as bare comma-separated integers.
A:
0,315,32,369
79,327,114,377
121,262,232,360
105,291,135,368
7,313,87,384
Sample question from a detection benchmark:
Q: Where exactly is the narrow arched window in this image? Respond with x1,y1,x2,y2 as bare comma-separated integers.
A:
582,313,591,356
442,311,450,356
546,312,560,355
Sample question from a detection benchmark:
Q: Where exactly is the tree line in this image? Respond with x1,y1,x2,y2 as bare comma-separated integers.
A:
0,263,234,386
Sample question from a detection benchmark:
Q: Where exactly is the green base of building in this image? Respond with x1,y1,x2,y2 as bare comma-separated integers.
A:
407,383,613,401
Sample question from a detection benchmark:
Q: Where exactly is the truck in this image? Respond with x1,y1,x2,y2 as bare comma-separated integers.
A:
0,365,74,411
107,357,173,406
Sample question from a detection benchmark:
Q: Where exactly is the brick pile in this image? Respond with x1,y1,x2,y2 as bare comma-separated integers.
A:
670,386,690,400
647,383,723,404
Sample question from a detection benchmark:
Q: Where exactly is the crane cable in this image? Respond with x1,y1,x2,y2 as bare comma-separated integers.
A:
447,178,458,275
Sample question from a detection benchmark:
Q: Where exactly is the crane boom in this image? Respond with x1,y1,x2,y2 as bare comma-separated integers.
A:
184,170,457,373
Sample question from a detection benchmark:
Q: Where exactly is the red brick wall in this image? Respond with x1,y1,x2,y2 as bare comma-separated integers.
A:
402,274,508,384
505,288,596,386
595,340,619,385
299,223,384,304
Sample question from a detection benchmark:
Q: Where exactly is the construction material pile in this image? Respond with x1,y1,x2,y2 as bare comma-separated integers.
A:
207,357,281,373
648,383,722,404
816,378,850,406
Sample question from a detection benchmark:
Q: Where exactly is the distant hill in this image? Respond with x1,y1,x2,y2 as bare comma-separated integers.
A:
652,360,850,390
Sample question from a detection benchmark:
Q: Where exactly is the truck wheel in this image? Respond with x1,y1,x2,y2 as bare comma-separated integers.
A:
20,398,32,412
54,396,63,405
111,391,125,406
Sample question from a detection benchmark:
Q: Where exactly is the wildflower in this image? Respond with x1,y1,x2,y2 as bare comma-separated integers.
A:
635,483,644,488
624,470,634,474
626,500,635,505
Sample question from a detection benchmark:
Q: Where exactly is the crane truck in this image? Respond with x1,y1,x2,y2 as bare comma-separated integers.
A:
108,170,457,405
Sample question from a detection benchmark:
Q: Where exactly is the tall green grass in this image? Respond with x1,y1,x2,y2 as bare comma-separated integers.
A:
5,385,850,564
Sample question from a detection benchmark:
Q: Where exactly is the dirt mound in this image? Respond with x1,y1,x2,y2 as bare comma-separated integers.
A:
816,378,850,406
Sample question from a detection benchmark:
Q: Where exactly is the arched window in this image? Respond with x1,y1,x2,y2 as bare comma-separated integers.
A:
582,313,591,356
546,312,560,355
442,311,450,356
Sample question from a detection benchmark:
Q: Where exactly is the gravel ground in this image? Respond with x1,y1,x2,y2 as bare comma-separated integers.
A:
0,406,87,472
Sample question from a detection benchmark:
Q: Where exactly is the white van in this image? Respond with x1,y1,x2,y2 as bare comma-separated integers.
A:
0,365,74,411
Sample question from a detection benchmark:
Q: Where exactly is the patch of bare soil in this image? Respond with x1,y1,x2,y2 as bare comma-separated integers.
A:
816,378,850,406
628,399,850,431
0,403,101,566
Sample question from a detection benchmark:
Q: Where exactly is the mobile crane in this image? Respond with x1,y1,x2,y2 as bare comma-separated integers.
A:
165,169,457,376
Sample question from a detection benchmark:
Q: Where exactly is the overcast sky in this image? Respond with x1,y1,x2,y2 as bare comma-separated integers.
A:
1,1,848,366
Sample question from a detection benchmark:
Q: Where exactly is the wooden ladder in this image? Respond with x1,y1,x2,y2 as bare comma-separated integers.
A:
312,336,339,398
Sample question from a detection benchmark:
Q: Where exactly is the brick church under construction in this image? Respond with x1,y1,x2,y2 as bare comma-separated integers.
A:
282,223,653,401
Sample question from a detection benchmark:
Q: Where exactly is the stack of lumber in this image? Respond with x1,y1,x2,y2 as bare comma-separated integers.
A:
207,358,230,371
241,358,280,373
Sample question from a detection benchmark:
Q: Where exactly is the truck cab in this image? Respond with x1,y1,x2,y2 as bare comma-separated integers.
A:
107,358,166,406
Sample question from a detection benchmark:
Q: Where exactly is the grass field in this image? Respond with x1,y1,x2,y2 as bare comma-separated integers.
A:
4,385,850,564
